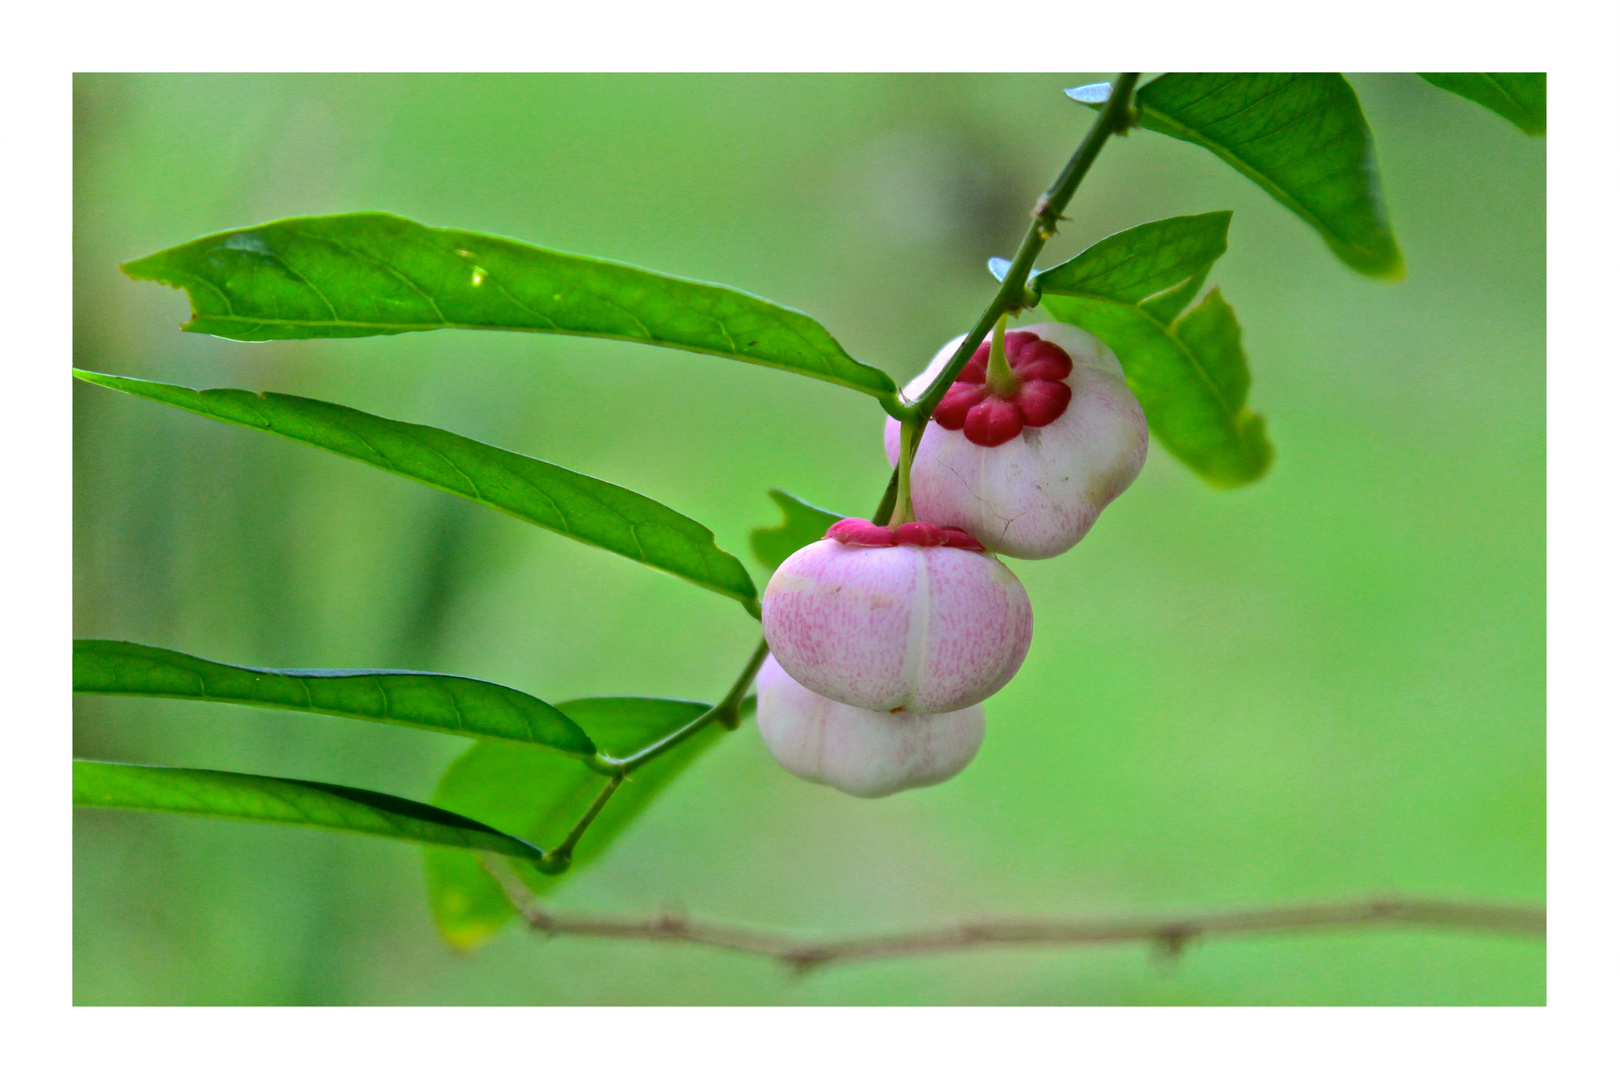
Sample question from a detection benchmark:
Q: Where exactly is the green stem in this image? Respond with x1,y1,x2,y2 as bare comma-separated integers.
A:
537,773,623,874
983,314,1017,396
898,73,1139,444
548,637,771,872
602,637,770,773
888,419,920,526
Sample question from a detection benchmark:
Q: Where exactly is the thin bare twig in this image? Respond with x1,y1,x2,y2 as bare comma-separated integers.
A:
481,857,1543,974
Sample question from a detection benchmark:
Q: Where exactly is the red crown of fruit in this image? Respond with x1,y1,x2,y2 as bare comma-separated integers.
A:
825,518,985,551
931,331,1074,447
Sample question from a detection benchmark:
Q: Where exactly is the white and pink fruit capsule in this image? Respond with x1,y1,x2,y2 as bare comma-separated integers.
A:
755,655,984,798
761,517,1033,714
884,322,1148,560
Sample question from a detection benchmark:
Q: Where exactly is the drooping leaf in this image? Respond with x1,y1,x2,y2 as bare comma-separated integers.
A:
1036,212,1231,309
1044,290,1272,486
73,639,596,757
74,760,546,861
1081,74,1401,278
425,697,728,949
74,370,759,613
750,489,844,571
121,212,897,399
1418,73,1546,136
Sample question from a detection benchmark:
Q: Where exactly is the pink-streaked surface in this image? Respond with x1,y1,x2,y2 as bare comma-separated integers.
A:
885,321,1148,560
761,538,1033,713
754,655,985,798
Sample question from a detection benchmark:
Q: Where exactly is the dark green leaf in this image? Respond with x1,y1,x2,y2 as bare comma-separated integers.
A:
749,489,844,571
74,760,546,861
1044,290,1272,486
1036,212,1231,307
424,697,723,949
1116,74,1401,278
121,212,897,399
1419,73,1545,136
73,370,759,612
73,639,596,757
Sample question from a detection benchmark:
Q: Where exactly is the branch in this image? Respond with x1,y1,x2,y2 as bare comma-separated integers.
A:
483,858,1542,974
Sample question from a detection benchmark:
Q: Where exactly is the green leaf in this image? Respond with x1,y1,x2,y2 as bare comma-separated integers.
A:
74,760,546,861
1138,266,1211,325
1418,73,1545,136
1122,74,1402,278
73,369,759,613
121,212,897,400
1036,212,1232,309
424,697,725,949
73,639,596,757
749,489,844,571
1044,290,1272,487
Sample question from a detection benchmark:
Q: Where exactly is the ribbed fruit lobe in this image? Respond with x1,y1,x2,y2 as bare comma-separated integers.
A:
755,655,984,798
761,535,1033,714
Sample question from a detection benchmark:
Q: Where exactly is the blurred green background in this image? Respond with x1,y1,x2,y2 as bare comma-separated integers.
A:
72,74,1544,1005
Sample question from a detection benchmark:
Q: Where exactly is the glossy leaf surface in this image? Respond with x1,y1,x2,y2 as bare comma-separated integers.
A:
1125,74,1401,278
1419,73,1546,136
1044,290,1272,486
74,760,546,861
1036,212,1231,310
74,370,758,612
122,212,897,398
74,639,595,757
425,697,726,949
750,489,844,571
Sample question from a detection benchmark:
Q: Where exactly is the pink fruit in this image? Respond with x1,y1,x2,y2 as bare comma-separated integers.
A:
884,322,1148,560
755,655,984,798
761,518,1033,713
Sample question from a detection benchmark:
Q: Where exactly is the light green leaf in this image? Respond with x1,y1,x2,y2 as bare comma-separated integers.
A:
1036,212,1231,309
1139,266,1211,325
1171,288,1251,412
121,212,897,399
1104,74,1401,278
1419,73,1545,136
74,760,546,861
425,697,728,949
1044,290,1272,487
750,489,844,571
73,369,758,612
73,639,596,757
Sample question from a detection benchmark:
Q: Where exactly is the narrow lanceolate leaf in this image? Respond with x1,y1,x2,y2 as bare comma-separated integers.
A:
1044,290,1272,486
425,697,722,949
1119,74,1401,278
73,639,596,757
121,212,897,399
73,370,758,612
1418,73,1546,136
74,760,546,861
750,489,844,571
1036,212,1232,312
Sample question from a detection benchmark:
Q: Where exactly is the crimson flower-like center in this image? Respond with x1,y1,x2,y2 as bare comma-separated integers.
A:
931,331,1074,447
826,518,985,552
